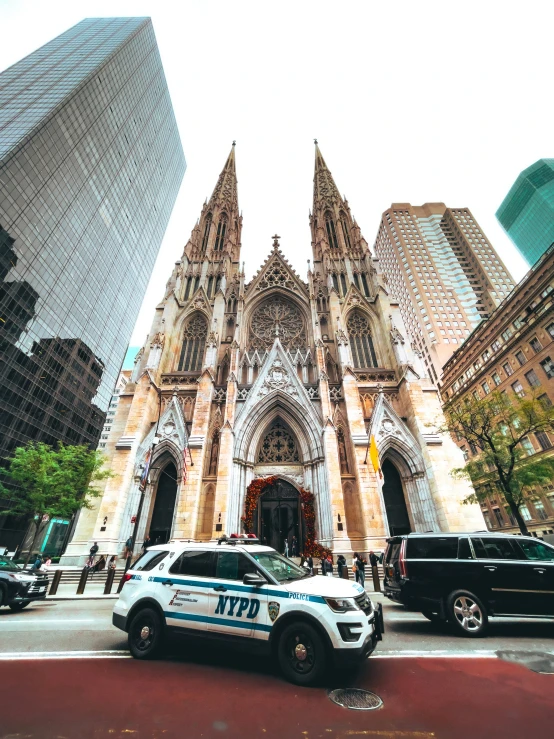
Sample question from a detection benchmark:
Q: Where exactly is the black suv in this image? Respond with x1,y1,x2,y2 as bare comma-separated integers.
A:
384,532,554,636
0,556,49,610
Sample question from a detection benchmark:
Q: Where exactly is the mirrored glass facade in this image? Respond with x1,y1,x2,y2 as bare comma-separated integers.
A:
0,17,186,549
496,159,554,266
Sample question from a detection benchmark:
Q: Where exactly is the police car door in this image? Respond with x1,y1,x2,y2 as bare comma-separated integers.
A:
207,551,269,639
157,549,214,631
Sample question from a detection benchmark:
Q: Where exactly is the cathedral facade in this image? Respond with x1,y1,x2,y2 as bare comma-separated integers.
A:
63,144,483,564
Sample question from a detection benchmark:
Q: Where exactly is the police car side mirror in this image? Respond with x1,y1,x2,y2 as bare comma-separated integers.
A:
243,573,266,586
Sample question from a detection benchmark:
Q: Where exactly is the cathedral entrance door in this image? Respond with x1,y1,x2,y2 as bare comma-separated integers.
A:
253,479,303,555
381,459,412,536
149,462,178,545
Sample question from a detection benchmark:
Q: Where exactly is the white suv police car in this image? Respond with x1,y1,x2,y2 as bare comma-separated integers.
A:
112,536,384,685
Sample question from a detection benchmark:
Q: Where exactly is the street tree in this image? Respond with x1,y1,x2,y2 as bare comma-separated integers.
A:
0,442,111,566
441,389,554,535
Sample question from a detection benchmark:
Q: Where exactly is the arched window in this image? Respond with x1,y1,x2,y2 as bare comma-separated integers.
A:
340,215,351,250
337,427,350,474
201,213,212,252
354,273,361,291
332,273,339,293
177,314,208,371
184,277,193,300
258,420,300,463
194,276,200,293
215,276,221,294
207,276,214,298
214,214,227,251
361,273,370,297
249,295,306,351
208,430,220,475
347,311,378,368
340,273,347,296
325,211,339,249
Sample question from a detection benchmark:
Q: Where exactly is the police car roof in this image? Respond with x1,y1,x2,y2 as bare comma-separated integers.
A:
147,540,275,553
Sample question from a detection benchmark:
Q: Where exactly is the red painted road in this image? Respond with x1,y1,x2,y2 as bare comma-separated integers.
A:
3,655,553,739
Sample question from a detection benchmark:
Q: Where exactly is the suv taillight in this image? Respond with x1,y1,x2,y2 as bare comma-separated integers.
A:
122,573,132,584
398,538,408,578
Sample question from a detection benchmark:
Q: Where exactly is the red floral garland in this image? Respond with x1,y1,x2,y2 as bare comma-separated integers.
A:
241,476,324,557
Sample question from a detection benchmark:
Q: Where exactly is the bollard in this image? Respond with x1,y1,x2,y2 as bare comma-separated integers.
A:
372,565,381,592
104,567,116,595
116,573,127,594
49,569,62,595
76,567,88,595
341,567,349,580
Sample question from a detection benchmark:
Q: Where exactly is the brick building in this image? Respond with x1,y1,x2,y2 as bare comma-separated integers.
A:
441,245,554,537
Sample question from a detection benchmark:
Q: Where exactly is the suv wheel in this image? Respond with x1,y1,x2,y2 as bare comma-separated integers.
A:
447,590,488,637
128,607,165,659
9,601,30,611
277,621,327,686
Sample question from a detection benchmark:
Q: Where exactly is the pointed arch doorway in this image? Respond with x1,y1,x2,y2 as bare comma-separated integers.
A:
381,459,412,536
252,479,304,555
149,461,178,545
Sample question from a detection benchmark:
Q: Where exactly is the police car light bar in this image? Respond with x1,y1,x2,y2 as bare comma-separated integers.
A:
217,534,260,546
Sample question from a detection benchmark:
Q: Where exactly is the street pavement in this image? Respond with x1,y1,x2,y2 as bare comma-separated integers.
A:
1,597,553,738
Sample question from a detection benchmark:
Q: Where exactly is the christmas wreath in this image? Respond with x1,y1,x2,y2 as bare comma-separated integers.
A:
241,476,324,557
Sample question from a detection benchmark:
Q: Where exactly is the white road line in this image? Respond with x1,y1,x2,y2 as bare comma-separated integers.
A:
0,650,130,660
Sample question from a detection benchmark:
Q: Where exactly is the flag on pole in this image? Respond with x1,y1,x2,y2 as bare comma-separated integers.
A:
369,435,382,478
139,448,152,491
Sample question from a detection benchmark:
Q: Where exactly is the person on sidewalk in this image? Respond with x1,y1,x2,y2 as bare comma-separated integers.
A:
90,555,106,578
357,555,366,589
352,552,360,583
87,542,99,567
123,537,133,560
107,555,117,570
42,556,52,571
325,554,334,577
30,554,42,571
142,535,151,551
291,536,298,557
304,554,313,575
337,554,347,579
284,539,289,558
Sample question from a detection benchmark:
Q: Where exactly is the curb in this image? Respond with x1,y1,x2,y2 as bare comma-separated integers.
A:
46,595,119,601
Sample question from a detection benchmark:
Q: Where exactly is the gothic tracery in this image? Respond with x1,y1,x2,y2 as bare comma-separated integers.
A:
249,296,306,351
257,421,300,464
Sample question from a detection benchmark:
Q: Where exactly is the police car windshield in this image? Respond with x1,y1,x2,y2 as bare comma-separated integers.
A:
251,552,309,583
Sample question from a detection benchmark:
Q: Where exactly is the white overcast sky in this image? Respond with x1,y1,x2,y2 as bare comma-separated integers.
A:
0,0,548,347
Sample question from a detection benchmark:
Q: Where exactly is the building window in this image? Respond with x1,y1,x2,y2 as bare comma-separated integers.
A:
492,508,504,527
533,500,549,520
340,216,351,250
502,362,514,377
515,350,526,366
340,273,347,296
332,273,339,293
177,314,208,371
540,356,554,379
504,506,516,526
347,312,378,368
512,380,525,398
546,322,554,341
530,337,543,354
258,420,300,463
461,446,469,461
535,431,552,451
525,368,541,387
519,505,533,521
521,436,535,455
491,340,501,352
201,213,212,252
213,215,227,251
481,381,491,395
491,371,501,386
325,212,339,249
538,393,553,409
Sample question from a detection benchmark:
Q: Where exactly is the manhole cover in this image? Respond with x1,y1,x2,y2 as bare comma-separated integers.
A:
328,688,383,711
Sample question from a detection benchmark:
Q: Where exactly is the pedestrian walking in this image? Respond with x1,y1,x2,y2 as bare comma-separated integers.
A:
87,541,99,567
369,550,381,592
305,554,313,575
352,552,360,583
325,554,334,577
337,554,347,579
142,535,151,551
357,556,366,589
291,536,298,557
124,536,133,560
284,539,289,558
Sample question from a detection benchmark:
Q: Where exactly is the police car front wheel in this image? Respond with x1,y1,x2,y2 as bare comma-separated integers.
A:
277,622,327,686
128,607,165,659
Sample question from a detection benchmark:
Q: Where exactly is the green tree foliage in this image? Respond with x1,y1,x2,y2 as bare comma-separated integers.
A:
442,389,554,535
0,442,111,566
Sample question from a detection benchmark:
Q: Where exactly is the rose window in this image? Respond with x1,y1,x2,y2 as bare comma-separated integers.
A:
258,421,300,463
250,296,306,350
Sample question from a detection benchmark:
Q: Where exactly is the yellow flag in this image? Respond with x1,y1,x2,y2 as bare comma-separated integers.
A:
369,435,382,477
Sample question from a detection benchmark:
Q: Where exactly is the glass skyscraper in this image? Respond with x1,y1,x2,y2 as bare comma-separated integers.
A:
496,159,554,265
0,18,185,550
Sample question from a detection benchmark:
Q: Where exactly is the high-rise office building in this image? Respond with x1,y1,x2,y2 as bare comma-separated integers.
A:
374,203,514,384
0,17,185,550
496,159,554,266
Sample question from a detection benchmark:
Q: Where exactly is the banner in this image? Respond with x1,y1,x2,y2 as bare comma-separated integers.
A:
369,434,382,478
139,448,152,492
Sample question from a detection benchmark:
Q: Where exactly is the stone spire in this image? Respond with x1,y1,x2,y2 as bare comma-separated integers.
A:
313,140,342,210
183,142,242,263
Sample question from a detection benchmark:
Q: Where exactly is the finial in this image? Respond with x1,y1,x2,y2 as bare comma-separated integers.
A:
314,138,318,145
271,234,281,249
232,140,236,147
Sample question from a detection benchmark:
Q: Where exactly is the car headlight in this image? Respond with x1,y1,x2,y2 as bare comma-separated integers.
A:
324,597,360,613
10,573,35,582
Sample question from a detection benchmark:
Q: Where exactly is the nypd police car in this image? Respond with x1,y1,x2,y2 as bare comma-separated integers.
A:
112,536,384,685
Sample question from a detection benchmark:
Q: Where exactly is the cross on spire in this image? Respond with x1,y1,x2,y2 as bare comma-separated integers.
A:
272,234,280,249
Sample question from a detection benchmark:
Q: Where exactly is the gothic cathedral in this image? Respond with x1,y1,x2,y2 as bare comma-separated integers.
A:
63,144,483,563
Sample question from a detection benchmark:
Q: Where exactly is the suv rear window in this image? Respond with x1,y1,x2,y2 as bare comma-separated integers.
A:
131,550,169,571
407,537,459,559
385,540,402,563
471,537,519,560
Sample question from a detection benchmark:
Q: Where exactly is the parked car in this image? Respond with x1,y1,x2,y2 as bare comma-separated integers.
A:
0,555,49,610
113,536,384,685
384,532,554,636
